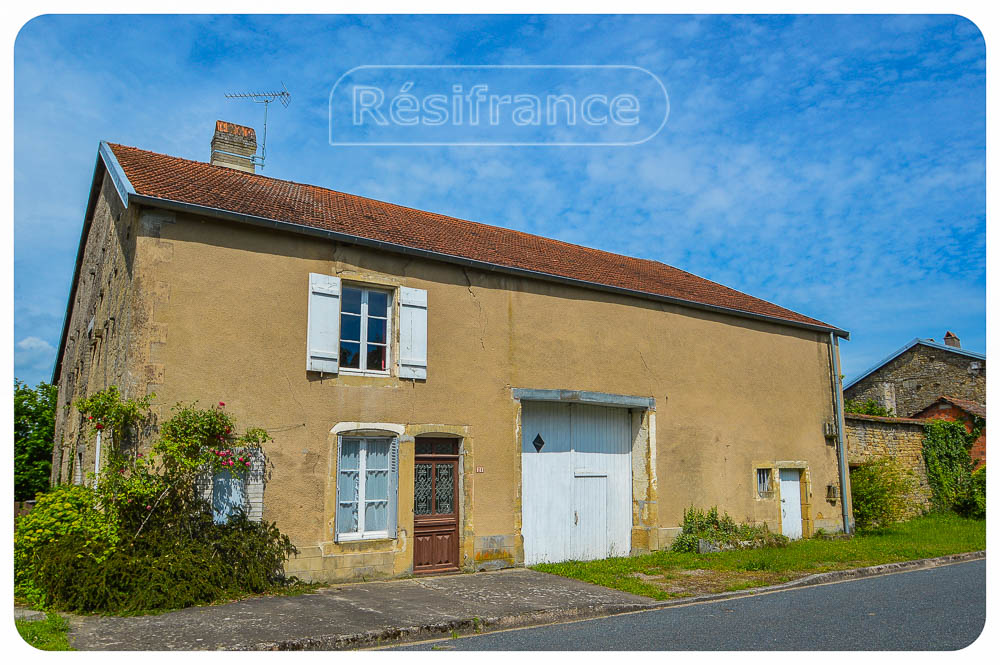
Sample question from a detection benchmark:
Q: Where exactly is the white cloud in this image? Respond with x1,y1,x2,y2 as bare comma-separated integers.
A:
14,336,57,385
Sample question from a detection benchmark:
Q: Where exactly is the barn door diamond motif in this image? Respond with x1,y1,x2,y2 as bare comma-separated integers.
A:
532,434,545,452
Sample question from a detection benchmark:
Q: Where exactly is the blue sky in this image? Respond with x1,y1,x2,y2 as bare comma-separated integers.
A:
13,14,985,387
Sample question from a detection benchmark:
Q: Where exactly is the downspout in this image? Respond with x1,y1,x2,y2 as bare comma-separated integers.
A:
829,333,852,534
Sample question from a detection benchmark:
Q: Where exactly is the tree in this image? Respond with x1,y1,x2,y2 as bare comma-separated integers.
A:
14,380,58,501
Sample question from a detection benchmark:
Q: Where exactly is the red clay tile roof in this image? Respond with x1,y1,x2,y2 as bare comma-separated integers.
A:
844,413,926,425
108,143,839,332
930,396,986,419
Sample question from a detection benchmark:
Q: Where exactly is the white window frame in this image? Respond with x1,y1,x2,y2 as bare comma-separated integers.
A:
339,285,393,377
757,468,773,498
336,436,394,541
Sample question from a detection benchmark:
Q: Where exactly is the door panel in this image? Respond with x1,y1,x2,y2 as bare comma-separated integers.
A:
779,468,803,539
413,441,460,573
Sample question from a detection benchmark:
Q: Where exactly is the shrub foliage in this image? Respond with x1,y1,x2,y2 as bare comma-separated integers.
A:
14,388,299,614
671,506,788,553
954,465,986,520
849,456,917,531
843,398,895,417
922,418,982,515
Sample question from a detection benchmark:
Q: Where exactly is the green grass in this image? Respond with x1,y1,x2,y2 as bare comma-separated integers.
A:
15,613,74,651
533,513,985,600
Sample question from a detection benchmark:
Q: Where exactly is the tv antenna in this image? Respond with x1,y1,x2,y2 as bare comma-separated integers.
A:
224,83,291,170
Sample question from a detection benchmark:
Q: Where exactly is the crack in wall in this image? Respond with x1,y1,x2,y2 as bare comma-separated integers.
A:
462,268,487,351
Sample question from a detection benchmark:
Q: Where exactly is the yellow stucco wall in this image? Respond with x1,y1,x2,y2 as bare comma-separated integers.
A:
112,198,846,580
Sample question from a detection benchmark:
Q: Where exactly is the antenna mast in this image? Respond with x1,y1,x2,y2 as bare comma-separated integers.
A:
223,83,290,169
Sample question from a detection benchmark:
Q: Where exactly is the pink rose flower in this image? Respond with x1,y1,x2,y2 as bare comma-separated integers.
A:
219,401,225,407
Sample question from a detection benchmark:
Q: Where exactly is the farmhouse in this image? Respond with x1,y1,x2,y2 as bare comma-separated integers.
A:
843,333,985,418
51,121,852,581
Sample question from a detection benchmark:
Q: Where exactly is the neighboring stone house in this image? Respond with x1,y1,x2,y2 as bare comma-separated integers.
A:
843,334,985,418
913,396,986,468
51,121,853,582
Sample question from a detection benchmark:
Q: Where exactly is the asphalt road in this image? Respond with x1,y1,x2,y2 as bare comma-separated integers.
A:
393,559,986,650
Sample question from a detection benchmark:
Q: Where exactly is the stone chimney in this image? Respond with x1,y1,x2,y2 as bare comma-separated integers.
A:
944,331,961,348
210,120,257,173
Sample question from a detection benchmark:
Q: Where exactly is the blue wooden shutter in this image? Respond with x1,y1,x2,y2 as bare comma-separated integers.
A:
398,287,427,379
212,471,247,524
307,273,341,373
387,438,399,538
333,435,342,540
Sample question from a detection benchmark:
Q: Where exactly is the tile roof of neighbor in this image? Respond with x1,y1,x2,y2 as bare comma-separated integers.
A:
928,396,986,419
106,142,840,333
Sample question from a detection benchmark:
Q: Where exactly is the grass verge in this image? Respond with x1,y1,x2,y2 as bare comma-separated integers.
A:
16,613,74,651
533,513,985,600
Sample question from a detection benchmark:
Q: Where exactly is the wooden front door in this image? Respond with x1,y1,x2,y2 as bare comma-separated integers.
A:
413,438,460,573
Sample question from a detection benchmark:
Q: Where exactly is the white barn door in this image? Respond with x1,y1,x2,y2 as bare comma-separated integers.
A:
521,401,632,564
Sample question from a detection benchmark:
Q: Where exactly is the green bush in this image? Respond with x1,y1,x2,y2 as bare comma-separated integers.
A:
844,399,894,417
954,465,986,519
671,506,788,553
14,485,119,606
16,388,300,614
34,509,296,614
849,457,917,531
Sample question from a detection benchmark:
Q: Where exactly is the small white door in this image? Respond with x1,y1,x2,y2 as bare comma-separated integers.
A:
779,468,803,539
572,474,608,561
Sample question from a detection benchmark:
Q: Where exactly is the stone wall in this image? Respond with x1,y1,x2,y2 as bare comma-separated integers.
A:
844,413,931,515
844,344,985,418
51,172,149,485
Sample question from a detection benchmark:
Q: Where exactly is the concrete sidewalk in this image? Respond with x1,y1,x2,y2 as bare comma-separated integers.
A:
65,551,985,651
67,568,657,650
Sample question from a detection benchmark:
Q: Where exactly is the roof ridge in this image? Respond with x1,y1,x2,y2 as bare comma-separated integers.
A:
108,143,675,265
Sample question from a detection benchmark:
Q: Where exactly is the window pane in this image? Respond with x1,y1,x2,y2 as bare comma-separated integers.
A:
338,470,358,503
337,502,358,534
341,313,361,341
367,318,386,344
434,463,454,514
342,287,362,314
366,470,388,500
366,344,386,371
416,440,433,456
368,291,388,318
414,463,433,515
341,341,361,369
340,440,360,470
366,440,389,469
434,440,458,455
365,501,387,532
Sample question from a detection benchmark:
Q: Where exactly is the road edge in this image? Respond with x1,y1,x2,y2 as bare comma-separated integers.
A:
238,550,985,650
